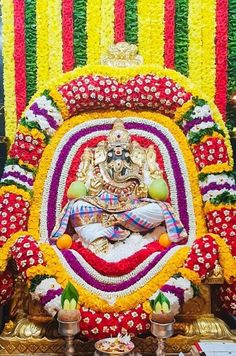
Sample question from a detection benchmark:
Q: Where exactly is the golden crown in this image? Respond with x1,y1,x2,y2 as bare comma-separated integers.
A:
107,119,131,148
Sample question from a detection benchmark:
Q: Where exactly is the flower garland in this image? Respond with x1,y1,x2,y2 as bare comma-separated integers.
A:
175,0,189,76
100,0,114,55
0,268,14,307
70,241,164,277
25,0,37,104
201,0,216,100
0,67,235,321
164,0,175,68
11,235,44,278
2,0,17,142
28,243,190,313
149,0,165,67
29,274,195,339
226,0,236,130
209,233,236,282
86,0,101,64
184,235,219,280
2,1,235,142
0,191,30,247
14,0,26,120
137,0,151,63
45,66,232,163
114,0,125,43
36,0,49,91
218,283,236,316
62,0,74,72
188,0,202,89
47,0,63,79
73,0,87,67
0,231,30,271
125,0,138,44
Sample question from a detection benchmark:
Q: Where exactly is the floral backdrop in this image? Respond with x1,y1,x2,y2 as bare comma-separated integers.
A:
0,66,236,334
1,0,236,142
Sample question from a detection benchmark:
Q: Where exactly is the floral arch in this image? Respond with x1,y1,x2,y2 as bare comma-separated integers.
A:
0,65,236,338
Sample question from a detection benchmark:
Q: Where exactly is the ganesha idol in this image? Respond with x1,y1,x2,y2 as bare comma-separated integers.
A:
52,119,187,253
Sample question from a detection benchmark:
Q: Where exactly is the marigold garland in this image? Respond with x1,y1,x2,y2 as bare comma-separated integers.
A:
208,233,236,283
149,0,165,67
27,264,49,279
86,0,101,64
0,231,29,271
36,243,190,312
49,88,69,119
0,186,31,203
48,0,63,79
174,100,193,123
200,163,232,175
2,0,17,142
36,0,49,91
178,267,201,285
204,202,236,214
100,0,114,57
201,0,216,100
188,0,202,89
137,0,151,64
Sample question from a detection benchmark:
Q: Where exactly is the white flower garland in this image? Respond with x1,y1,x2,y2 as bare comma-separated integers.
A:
51,244,185,303
25,95,63,136
199,173,235,188
54,246,160,284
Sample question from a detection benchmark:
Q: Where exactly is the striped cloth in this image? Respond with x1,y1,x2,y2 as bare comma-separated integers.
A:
51,192,187,243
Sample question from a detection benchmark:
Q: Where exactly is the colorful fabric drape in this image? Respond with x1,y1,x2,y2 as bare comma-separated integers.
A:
2,0,234,142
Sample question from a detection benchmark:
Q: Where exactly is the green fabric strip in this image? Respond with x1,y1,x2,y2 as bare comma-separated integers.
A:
73,0,87,66
227,0,236,130
125,0,138,44
174,0,189,76
25,0,37,103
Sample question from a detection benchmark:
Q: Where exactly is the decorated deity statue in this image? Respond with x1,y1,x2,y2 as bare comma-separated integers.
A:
51,119,187,253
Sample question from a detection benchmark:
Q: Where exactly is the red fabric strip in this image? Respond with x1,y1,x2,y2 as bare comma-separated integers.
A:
14,0,27,120
114,0,125,43
62,0,75,72
164,0,175,68
215,0,228,119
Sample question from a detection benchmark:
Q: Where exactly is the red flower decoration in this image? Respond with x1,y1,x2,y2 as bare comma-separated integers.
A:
70,240,165,277
9,131,46,168
11,235,45,278
192,137,228,170
184,235,219,279
79,304,149,339
0,268,14,307
218,283,236,316
0,193,30,247
206,208,236,240
58,74,191,118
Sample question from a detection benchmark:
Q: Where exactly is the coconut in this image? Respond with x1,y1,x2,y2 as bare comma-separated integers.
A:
58,309,81,322
151,311,174,324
